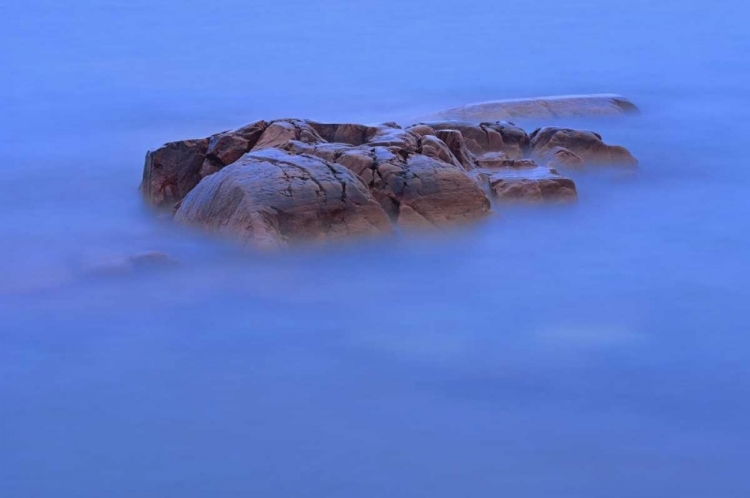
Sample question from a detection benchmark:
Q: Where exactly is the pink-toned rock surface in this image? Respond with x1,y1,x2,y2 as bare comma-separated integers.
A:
174,149,392,249
142,107,639,247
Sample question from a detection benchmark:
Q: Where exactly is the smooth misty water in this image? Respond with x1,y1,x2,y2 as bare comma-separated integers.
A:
2,1,750,496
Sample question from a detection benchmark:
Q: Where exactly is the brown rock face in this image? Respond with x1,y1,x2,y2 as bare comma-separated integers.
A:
141,107,640,247
141,138,209,208
174,148,392,249
529,127,637,167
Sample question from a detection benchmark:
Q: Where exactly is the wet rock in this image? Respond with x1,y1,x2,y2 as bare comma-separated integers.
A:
174,148,392,249
425,94,639,121
529,127,637,167
141,138,209,208
485,166,578,204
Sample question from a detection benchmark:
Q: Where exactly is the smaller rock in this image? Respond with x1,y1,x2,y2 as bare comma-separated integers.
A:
252,119,323,151
141,138,209,208
481,121,530,159
85,251,179,277
419,135,463,169
542,146,586,170
434,129,477,170
200,132,250,177
529,127,637,167
485,166,578,204
405,124,437,137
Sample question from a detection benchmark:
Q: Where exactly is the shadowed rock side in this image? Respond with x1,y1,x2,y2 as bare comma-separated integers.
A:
174,149,392,249
141,114,638,248
424,94,639,122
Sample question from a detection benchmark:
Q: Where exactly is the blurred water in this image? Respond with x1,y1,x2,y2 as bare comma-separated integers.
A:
2,0,750,496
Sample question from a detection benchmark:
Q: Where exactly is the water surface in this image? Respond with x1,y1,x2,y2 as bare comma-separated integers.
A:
2,1,750,496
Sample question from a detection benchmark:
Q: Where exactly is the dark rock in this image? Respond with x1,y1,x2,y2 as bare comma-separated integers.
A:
306,122,375,146
232,119,269,144
200,132,250,177
141,138,209,208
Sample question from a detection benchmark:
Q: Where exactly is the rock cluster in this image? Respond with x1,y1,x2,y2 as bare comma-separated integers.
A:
140,117,637,248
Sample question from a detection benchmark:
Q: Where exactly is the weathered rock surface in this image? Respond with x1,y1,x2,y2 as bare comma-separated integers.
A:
529,127,638,168
424,94,639,122
141,104,640,247
174,148,392,249
280,141,491,227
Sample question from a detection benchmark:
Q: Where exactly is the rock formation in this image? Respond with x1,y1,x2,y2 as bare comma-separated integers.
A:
140,109,637,248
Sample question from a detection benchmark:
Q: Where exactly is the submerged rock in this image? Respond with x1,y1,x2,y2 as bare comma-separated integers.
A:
425,94,639,122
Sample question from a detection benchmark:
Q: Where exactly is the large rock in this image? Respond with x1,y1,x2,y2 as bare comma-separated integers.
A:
141,138,209,208
141,112,638,248
424,94,639,122
529,127,638,167
280,141,491,228
174,149,391,249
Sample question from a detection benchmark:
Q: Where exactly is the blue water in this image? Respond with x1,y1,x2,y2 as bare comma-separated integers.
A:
2,1,750,496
